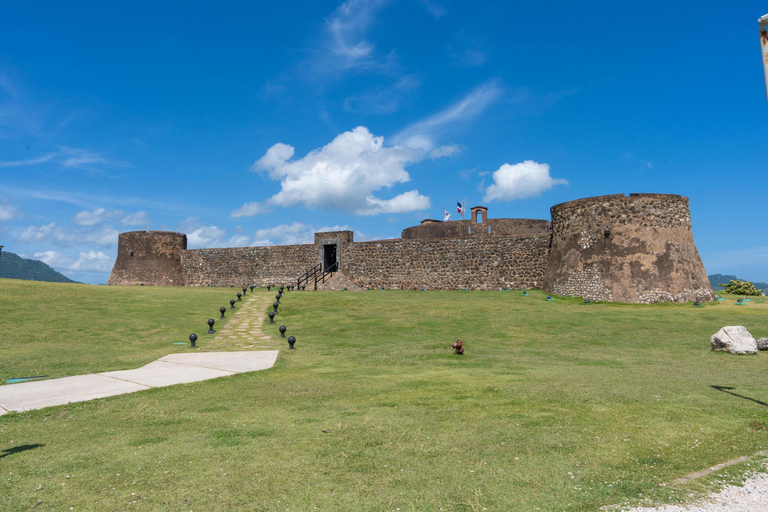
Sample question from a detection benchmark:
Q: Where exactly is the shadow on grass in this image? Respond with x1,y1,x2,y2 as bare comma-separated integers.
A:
0,444,44,459
711,385,768,407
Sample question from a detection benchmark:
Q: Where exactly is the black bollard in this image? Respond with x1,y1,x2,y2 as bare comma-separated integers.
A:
219,307,226,320
242,287,247,296
250,285,254,292
268,311,276,324
273,302,279,313
275,293,281,304
279,325,287,338
207,318,215,334
287,335,296,349
237,293,242,301
267,285,271,291
230,299,236,310
189,333,197,348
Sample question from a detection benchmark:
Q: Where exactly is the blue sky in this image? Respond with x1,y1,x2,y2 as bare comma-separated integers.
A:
1,1,767,284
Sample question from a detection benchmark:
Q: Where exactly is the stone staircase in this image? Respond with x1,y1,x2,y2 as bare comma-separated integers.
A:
315,270,363,291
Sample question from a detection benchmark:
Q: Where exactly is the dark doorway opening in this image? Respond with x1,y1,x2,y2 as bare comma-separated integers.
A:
323,244,337,271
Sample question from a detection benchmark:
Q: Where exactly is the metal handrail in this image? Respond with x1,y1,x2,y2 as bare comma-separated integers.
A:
297,262,338,290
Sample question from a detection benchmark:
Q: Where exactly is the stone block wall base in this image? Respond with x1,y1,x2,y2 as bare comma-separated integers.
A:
315,271,364,291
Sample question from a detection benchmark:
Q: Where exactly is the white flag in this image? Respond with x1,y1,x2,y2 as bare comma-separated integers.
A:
443,209,451,221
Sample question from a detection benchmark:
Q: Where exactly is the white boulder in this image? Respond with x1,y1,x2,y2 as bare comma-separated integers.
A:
711,326,758,355
757,338,768,351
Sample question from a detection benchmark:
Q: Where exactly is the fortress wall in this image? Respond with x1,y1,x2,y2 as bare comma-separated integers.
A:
542,193,714,303
401,218,549,239
342,235,551,290
108,231,187,286
181,244,316,287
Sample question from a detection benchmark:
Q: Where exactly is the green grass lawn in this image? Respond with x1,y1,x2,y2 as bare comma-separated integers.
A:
1,280,768,511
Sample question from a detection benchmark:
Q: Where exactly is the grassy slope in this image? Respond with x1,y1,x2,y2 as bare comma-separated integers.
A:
0,278,243,380
1,282,768,511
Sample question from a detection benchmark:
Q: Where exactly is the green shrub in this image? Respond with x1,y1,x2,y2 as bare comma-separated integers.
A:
718,279,762,296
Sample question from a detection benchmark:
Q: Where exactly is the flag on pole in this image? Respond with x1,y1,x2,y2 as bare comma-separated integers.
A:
457,201,465,218
443,208,451,221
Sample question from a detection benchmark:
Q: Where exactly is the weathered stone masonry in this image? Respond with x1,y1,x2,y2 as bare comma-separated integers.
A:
343,236,550,290
108,194,714,303
181,244,316,287
541,194,714,304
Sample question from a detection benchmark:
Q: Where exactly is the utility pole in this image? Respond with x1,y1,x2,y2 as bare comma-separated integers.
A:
760,14,768,108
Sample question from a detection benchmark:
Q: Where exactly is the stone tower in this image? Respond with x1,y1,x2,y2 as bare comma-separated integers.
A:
108,231,187,286
542,194,714,303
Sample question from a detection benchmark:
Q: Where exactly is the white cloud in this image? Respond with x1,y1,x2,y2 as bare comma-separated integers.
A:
249,126,432,216
252,222,359,246
17,222,55,243
429,144,461,159
230,201,274,218
121,211,149,227
356,190,431,216
393,80,503,150
0,198,22,220
187,226,227,248
33,250,112,273
254,222,315,246
186,225,252,249
482,161,568,202
16,222,117,246
71,207,123,226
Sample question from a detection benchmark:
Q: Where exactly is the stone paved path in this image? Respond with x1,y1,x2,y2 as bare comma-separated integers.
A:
205,291,276,350
0,291,280,415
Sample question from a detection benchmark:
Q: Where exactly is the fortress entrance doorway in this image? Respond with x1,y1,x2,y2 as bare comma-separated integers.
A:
323,244,337,271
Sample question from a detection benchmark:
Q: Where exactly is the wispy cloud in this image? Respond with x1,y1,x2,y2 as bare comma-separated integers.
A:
0,153,58,167
419,0,446,18
446,31,487,67
343,74,421,114
0,198,23,221
393,80,503,150
0,146,127,170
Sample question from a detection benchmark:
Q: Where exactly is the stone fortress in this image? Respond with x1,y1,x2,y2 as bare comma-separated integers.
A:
107,193,715,304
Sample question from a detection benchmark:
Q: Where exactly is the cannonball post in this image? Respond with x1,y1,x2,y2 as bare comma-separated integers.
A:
268,311,276,324
230,299,236,310
219,307,226,320
287,335,296,349
207,318,215,334
279,325,287,338
189,333,197,348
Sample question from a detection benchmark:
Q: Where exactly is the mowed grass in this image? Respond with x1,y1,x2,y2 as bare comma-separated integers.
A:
1,281,768,511
0,279,243,381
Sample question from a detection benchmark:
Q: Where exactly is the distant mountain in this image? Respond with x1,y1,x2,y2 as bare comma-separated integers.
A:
708,274,768,292
0,251,78,283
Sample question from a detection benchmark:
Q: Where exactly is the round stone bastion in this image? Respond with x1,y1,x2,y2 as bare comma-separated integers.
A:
107,230,187,286
542,193,714,304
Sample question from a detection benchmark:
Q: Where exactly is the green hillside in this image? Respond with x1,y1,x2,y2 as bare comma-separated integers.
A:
709,273,768,293
0,250,78,283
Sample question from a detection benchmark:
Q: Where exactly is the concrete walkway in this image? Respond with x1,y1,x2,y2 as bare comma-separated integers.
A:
0,292,279,415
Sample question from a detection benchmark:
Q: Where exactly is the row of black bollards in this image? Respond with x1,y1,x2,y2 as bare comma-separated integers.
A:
189,284,264,348
268,285,296,349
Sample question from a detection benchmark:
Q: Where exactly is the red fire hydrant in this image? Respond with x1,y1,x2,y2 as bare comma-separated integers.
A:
452,338,464,355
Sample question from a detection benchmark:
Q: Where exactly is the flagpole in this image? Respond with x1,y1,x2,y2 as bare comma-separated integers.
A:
760,14,768,108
